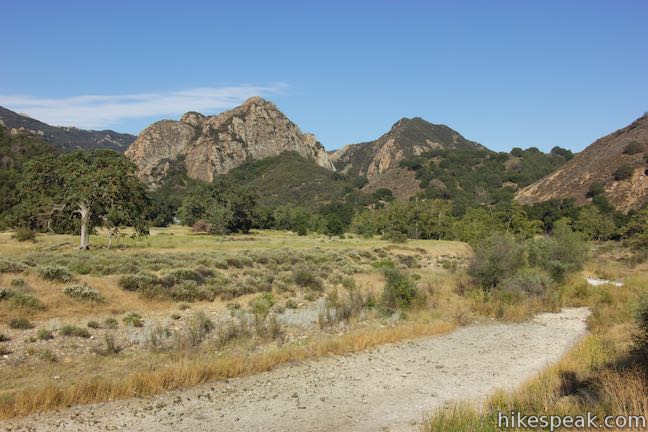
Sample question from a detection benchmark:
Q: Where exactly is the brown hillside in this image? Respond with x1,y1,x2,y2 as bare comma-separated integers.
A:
516,114,648,212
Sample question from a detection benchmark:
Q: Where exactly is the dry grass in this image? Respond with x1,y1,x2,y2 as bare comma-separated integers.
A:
423,256,648,432
0,320,453,419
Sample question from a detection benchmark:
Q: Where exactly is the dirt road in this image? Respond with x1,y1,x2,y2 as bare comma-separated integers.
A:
1,307,590,432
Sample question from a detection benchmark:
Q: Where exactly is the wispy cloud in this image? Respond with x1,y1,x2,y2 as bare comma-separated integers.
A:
0,83,287,130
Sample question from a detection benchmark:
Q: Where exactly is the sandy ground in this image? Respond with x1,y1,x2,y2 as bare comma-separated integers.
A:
1,307,590,432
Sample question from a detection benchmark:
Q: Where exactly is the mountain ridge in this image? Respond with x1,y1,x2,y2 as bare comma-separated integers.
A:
331,117,486,179
125,97,334,188
0,106,136,153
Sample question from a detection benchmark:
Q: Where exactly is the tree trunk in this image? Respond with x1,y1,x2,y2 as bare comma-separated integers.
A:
79,203,90,249
107,228,113,249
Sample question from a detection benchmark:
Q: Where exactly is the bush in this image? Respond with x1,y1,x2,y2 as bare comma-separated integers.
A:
587,181,605,197
634,295,648,364
250,293,275,319
383,230,408,243
37,265,73,282
87,320,100,329
623,141,644,155
123,312,144,327
0,333,9,342
1,288,44,310
63,284,105,302
59,325,91,338
13,228,36,242
528,224,588,282
9,318,33,329
614,164,634,181
118,273,157,291
0,259,27,274
10,278,25,287
381,268,418,312
37,328,54,340
191,220,212,233
104,317,118,329
468,234,526,289
292,266,323,290
500,268,554,297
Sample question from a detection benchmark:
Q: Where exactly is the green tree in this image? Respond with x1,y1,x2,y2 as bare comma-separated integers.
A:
16,150,149,249
468,233,526,289
573,206,617,240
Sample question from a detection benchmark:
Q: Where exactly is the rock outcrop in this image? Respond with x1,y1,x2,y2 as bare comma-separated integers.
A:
331,117,485,178
126,97,334,187
516,114,648,213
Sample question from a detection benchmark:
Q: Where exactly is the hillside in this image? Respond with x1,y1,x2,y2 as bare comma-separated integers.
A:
220,151,357,208
331,117,486,179
0,106,135,152
516,114,648,212
400,146,573,211
0,125,57,219
125,97,334,188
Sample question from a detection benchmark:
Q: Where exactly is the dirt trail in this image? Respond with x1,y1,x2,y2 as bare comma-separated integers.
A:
1,308,590,432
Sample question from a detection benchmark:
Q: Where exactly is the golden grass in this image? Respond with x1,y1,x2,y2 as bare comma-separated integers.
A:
423,258,648,432
0,320,454,419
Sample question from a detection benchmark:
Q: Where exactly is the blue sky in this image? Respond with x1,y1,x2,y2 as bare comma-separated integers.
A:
1,0,646,152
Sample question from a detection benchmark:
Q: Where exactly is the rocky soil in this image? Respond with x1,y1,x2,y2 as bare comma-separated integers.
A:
1,307,590,432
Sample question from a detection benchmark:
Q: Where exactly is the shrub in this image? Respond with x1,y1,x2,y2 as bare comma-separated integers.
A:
118,273,157,291
614,164,634,181
250,293,275,319
0,333,10,342
168,280,216,302
383,230,408,243
36,328,54,340
12,228,36,242
104,317,118,329
37,265,73,282
63,284,105,302
292,266,323,290
500,268,554,297
587,181,605,197
528,224,588,282
87,320,100,329
381,268,418,312
468,234,526,289
285,298,298,309
0,259,27,274
123,312,144,327
623,141,644,155
59,325,90,338
9,318,33,329
191,220,212,233
634,295,648,366
10,278,25,287
1,288,44,310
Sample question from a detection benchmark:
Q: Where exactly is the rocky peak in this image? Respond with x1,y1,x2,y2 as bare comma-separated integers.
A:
332,117,485,178
125,97,334,188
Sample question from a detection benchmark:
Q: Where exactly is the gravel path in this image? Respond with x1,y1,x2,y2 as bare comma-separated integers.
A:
1,307,590,432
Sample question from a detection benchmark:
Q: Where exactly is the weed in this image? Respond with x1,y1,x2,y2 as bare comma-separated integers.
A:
36,328,54,340
9,318,33,329
104,318,118,329
87,321,100,329
59,325,91,338
123,313,144,327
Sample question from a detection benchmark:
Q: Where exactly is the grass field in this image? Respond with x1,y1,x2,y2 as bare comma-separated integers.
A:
0,227,471,418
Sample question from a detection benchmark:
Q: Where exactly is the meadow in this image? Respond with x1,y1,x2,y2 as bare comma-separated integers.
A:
0,227,471,418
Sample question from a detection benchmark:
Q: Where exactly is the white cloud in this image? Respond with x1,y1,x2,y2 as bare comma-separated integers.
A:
0,83,287,130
